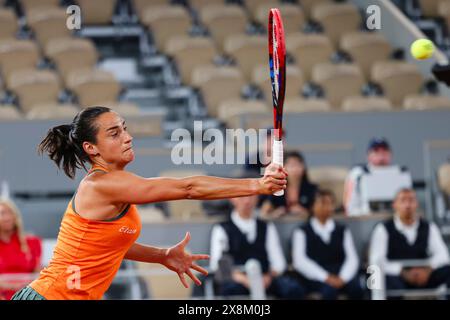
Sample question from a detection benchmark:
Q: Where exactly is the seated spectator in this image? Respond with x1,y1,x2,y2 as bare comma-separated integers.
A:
343,137,412,216
0,199,42,300
292,189,364,300
369,188,450,299
209,188,304,299
260,151,318,219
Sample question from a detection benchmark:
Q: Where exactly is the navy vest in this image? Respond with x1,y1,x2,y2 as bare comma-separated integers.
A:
300,220,346,274
221,218,270,273
384,218,429,260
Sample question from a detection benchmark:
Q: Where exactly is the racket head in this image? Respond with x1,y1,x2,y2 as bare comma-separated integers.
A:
268,8,286,141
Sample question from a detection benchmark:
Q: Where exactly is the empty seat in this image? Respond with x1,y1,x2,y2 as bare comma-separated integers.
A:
371,61,424,107
8,69,61,112
159,169,206,220
309,166,349,208
255,3,306,35
75,0,117,25
142,6,191,52
438,1,450,33
165,35,218,85
0,104,22,120
403,94,450,110
27,7,72,48
284,97,331,113
286,33,334,81
107,102,142,117
419,0,442,17
190,0,225,10
341,96,393,112
45,37,98,84
26,103,80,120
20,0,60,15
218,99,271,129
199,5,248,52
67,69,121,107
0,39,40,78
312,63,365,108
340,31,392,80
252,64,304,103
0,8,18,40
438,163,450,197
192,65,246,117
224,34,267,80
245,0,279,17
132,0,169,19
300,0,332,18
312,2,362,46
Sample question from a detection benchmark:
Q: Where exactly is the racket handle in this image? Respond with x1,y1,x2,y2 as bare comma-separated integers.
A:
272,139,284,196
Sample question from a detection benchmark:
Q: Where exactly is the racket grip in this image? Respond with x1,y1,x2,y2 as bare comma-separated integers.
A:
272,139,284,196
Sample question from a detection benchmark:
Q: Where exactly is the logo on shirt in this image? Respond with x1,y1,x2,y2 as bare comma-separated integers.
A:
119,226,137,234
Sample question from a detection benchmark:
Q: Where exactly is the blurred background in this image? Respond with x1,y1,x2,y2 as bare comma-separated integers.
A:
1,0,450,300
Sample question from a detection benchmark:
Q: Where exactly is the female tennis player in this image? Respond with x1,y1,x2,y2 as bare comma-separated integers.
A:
11,106,287,300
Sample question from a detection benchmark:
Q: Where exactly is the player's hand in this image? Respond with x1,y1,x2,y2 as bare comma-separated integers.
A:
162,232,209,288
259,163,288,195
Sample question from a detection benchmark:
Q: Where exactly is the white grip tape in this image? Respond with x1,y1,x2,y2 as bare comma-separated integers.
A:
272,139,284,196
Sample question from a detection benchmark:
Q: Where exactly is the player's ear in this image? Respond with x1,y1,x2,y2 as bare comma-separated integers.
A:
83,141,99,157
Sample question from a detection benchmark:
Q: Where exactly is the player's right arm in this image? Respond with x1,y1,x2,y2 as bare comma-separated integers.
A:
96,163,287,205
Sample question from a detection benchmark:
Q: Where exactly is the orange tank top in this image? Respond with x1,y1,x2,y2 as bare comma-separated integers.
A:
30,165,141,300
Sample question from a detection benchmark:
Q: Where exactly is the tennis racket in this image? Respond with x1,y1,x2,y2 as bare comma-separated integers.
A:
268,8,286,196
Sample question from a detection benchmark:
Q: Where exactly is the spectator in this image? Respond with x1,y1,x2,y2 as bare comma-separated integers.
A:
209,180,304,299
343,137,412,216
292,189,364,300
260,151,318,219
0,199,42,300
369,188,450,299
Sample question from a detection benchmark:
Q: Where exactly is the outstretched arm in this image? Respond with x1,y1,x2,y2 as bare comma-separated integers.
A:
97,163,287,205
124,232,209,288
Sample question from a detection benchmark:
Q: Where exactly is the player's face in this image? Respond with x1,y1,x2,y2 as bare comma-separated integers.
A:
0,204,16,232
90,112,134,166
284,157,305,179
393,191,418,219
312,196,335,221
367,148,392,166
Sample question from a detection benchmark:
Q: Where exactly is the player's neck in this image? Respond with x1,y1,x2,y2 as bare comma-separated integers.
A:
91,159,125,172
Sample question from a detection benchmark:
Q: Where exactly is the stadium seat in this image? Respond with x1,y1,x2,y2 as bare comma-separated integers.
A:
132,0,170,19
284,97,332,113
418,0,442,17
25,103,80,120
159,169,207,220
189,0,225,10
245,0,279,18
300,0,332,18
341,96,393,112
142,5,192,52
8,69,61,112
0,104,22,120
371,61,424,107
19,0,60,15
217,99,270,130
309,166,349,209
254,3,306,35
107,102,142,117
67,69,121,107
312,62,365,109
199,4,248,52
438,0,450,33
403,94,450,110
74,0,117,25
0,39,40,78
340,31,392,80
0,8,18,40
45,37,98,85
165,35,218,85
27,7,71,49
192,65,246,117
286,33,334,81
224,34,267,80
311,2,362,46
252,64,304,103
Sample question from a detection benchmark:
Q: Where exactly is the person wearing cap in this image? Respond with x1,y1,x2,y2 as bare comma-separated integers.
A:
343,138,411,216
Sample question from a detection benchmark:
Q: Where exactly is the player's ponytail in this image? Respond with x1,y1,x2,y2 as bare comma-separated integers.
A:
38,106,111,179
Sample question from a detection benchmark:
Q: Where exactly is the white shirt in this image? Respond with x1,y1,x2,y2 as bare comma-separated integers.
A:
369,215,450,276
292,218,359,283
209,211,286,274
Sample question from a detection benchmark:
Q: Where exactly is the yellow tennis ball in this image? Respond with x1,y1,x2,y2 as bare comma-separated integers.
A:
410,39,434,60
